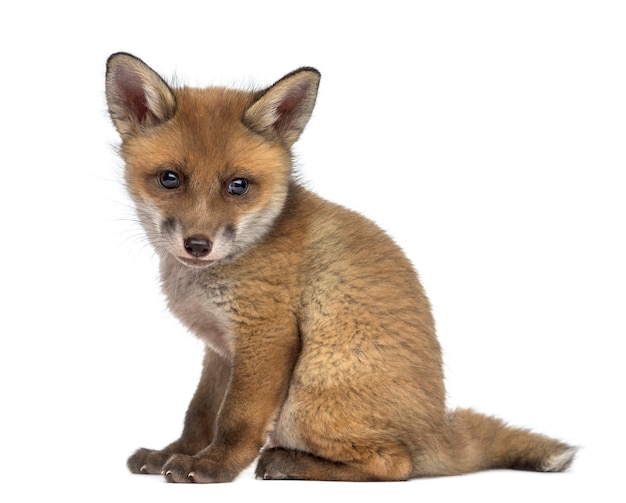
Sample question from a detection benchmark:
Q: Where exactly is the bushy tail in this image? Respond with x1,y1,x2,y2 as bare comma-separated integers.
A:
429,408,576,476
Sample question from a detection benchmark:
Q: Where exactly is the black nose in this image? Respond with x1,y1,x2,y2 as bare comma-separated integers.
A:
184,236,212,258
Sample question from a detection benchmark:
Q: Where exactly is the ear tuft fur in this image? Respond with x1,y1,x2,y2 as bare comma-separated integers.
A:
105,53,176,139
243,67,320,147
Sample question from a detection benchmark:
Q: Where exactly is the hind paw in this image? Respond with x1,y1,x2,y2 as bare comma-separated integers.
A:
255,448,295,480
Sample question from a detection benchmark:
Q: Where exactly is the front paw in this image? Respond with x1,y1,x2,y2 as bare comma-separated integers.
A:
161,454,237,484
127,448,174,475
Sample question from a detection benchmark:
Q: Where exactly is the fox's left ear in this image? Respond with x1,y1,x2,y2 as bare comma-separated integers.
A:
244,67,320,147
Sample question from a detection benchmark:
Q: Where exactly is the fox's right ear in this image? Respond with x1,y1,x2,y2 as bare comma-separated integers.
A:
105,53,176,139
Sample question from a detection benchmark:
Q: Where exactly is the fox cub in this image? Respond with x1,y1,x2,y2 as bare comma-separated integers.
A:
106,53,576,483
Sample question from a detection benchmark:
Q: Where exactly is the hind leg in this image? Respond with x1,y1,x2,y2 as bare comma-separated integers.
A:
256,445,413,482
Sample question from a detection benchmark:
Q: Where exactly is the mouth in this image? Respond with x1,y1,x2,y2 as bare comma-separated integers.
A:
175,256,215,269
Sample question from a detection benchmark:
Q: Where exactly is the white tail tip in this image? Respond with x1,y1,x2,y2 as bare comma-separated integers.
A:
541,447,578,472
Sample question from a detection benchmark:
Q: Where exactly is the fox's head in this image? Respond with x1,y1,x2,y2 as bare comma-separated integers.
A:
105,53,320,268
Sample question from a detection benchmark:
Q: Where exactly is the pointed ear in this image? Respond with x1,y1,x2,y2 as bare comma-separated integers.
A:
105,53,176,139
243,67,320,147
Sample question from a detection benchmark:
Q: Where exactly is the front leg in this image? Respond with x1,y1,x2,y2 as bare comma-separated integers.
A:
127,348,230,474
161,323,300,483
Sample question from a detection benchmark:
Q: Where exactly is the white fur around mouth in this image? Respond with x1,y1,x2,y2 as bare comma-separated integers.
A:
175,256,215,268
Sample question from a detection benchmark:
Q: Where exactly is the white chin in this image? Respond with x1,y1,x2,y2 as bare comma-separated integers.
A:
175,256,215,269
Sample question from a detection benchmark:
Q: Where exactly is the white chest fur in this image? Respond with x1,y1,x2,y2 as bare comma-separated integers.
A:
160,259,234,359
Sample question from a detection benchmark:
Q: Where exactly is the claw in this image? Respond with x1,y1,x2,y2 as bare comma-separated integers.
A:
188,471,195,482
140,465,148,473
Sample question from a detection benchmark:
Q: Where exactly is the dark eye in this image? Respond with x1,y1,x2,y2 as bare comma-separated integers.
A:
227,178,249,196
158,170,181,189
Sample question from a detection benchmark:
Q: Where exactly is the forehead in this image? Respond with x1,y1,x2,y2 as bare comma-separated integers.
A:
169,87,260,160
174,86,256,134
121,85,289,176
123,86,259,164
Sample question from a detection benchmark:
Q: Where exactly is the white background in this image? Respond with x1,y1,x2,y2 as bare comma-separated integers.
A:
1,1,624,501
